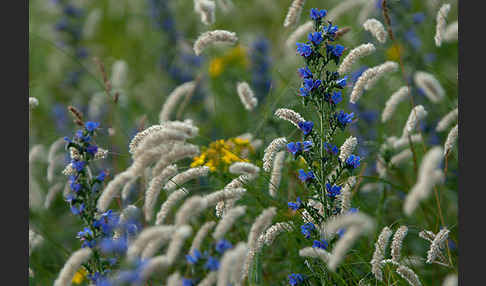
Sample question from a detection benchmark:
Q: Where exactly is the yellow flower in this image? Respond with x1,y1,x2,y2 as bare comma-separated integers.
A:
191,137,254,172
386,44,403,61
209,58,225,77
72,267,87,284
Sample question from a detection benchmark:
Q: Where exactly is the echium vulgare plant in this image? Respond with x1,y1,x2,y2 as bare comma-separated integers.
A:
283,8,363,283
61,122,139,285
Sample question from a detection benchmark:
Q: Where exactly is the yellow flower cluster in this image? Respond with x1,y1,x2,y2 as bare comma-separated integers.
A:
72,267,87,284
386,43,403,62
208,45,249,77
191,138,254,172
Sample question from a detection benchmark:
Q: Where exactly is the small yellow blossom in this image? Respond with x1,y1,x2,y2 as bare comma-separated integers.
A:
386,44,403,61
191,137,254,172
72,267,87,284
209,58,224,77
208,45,249,78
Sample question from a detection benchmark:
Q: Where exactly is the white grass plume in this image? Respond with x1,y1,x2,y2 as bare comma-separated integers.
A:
414,71,445,103
268,151,286,197
193,30,238,56
444,124,458,156
160,81,197,122
274,108,305,128
164,166,210,192
402,105,428,138
126,225,175,262
144,164,178,221
155,188,189,225
350,61,398,103
194,0,216,25
363,18,387,43
283,0,306,27
213,206,246,240
382,86,409,123
190,221,216,253
391,226,408,262
262,137,288,172
285,21,313,49
338,43,376,75
237,81,258,111
436,108,458,132
339,136,358,162
370,226,392,281
396,265,422,286
53,248,92,286
434,4,451,47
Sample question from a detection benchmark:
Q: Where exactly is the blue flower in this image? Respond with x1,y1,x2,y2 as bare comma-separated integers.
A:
336,111,354,126
412,12,425,24
298,121,314,135
330,91,342,104
75,130,91,142
298,66,313,79
313,239,329,250
86,145,98,156
296,43,312,57
204,256,220,271
298,169,315,183
288,273,305,285
304,78,321,91
65,193,75,203
85,121,100,132
82,240,97,248
97,171,106,182
299,87,310,97
326,183,342,198
93,210,119,235
288,197,302,210
287,142,301,155
327,44,345,58
302,141,313,151
324,142,338,155
215,239,233,254
337,228,346,237
71,160,86,172
71,203,85,215
323,24,339,37
336,76,348,88
301,223,316,238
64,136,72,143
100,237,128,254
70,181,82,192
310,8,327,20
345,155,361,168
308,32,323,46
182,278,195,286
186,249,202,264
405,29,421,50
77,227,93,239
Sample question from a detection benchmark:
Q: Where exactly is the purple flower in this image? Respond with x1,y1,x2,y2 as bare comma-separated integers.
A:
71,203,85,215
215,239,233,254
304,78,321,91
324,142,339,155
204,256,220,271
330,91,342,104
300,223,315,238
299,87,310,97
336,76,348,88
336,111,354,126
186,249,202,264
85,121,100,132
323,24,339,37
288,273,305,285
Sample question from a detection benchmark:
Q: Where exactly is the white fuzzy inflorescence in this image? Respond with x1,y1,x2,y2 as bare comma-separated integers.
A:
414,71,445,103
434,4,451,47
111,60,128,90
144,165,178,221
390,149,413,167
164,166,210,191
350,61,398,103
237,81,258,111
382,86,409,123
444,124,458,156
442,274,458,286
327,0,366,21
389,134,423,150
240,207,277,282
339,136,358,162
194,0,216,25
262,137,288,172
299,247,331,263
370,226,392,281
198,271,218,286
396,265,422,286
229,162,260,176
193,30,238,56
259,222,293,246
44,182,63,209
190,221,216,253
218,242,247,286
403,147,444,216
155,188,189,225
321,212,375,271
436,108,458,132
203,188,247,206
152,144,200,177
167,272,182,286
338,43,376,75
339,176,356,213
274,108,305,127
126,225,175,262
174,195,208,226
286,21,313,49
443,20,458,43
363,18,387,43
46,137,65,183
426,228,450,264
391,226,408,263
53,248,92,286
213,206,246,240
402,105,428,138
283,0,306,27
268,151,286,197
160,81,197,122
